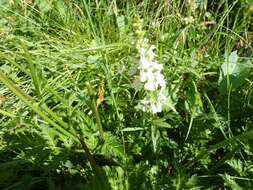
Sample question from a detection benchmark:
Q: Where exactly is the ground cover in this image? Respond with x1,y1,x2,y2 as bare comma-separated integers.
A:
0,0,253,189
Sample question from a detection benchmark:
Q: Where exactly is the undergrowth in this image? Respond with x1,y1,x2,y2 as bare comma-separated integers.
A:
0,0,253,189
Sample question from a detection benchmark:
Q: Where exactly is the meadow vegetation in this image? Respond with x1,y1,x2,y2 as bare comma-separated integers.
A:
0,0,253,189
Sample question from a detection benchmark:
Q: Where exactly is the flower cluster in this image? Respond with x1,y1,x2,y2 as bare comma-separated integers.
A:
135,37,168,114
139,45,166,91
138,39,167,114
132,18,168,114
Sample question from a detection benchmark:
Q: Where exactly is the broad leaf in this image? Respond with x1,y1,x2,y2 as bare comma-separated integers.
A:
219,51,252,94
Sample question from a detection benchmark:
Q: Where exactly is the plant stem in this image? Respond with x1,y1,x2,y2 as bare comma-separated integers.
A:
86,82,104,141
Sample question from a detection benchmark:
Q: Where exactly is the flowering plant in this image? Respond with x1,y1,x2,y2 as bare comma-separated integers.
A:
134,20,168,114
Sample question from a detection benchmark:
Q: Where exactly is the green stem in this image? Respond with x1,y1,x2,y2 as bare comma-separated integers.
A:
86,82,104,141
185,115,194,141
21,41,41,99
79,137,99,173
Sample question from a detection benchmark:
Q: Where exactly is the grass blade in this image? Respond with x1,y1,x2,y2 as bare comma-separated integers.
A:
21,41,41,98
0,71,78,142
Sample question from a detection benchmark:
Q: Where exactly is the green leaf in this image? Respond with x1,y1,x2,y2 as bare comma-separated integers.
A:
21,41,41,98
41,127,58,148
219,51,252,94
185,81,203,117
152,118,172,129
185,80,203,140
55,1,67,18
226,159,244,176
116,15,125,35
0,71,79,142
35,0,52,15
187,130,253,168
121,127,146,132
96,132,124,160
221,173,242,190
151,125,160,153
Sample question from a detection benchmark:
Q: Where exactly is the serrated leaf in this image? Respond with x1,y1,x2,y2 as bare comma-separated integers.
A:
41,127,58,148
226,159,244,176
96,132,124,160
221,173,242,190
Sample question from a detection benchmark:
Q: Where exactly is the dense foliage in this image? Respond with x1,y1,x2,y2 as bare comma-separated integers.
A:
0,0,253,189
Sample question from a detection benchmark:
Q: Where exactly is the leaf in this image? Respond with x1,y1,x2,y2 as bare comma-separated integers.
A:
219,51,252,94
116,15,125,34
0,71,79,142
184,175,200,189
96,132,124,160
187,130,253,168
152,118,172,129
104,166,125,190
35,0,52,16
87,55,101,64
121,127,146,132
41,127,58,148
55,1,67,18
164,80,181,113
21,41,41,98
185,80,203,117
185,80,203,140
226,159,244,176
220,173,242,190
151,125,160,153
227,50,239,66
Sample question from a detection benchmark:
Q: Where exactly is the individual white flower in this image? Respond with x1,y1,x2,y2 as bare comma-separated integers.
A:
144,80,157,91
142,72,166,91
149,90,167,114
150,101,162,114
139,59,152,69
140,67,154,82
153,72,166,89
152,63,163,72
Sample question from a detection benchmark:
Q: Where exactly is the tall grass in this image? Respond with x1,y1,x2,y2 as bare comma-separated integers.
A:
0,0,253,189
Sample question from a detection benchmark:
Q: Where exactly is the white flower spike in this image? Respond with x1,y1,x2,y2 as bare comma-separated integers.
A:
135,31,168,114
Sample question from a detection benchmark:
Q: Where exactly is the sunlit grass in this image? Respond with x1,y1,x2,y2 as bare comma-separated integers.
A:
0,0,253,189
